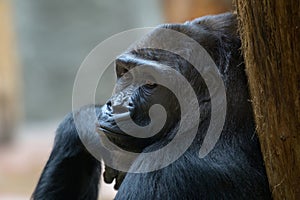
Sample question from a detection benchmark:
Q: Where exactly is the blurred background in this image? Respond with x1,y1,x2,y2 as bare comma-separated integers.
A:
0,0,232,199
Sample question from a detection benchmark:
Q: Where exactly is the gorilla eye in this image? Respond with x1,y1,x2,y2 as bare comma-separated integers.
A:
120,72,127,77
117,65,130,79
145,80,157,88
120,70,132,80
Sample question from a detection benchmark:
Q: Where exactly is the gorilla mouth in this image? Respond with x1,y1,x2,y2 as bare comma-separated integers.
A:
96,122,155,153
96,123,131,139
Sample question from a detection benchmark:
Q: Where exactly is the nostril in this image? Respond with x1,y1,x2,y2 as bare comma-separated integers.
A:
106,101,112,111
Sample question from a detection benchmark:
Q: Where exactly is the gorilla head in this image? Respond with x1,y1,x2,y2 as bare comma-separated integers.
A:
97,50,186,153
97,13,242,155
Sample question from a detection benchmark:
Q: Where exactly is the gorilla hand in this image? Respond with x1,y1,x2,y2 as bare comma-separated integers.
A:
104,165,127,190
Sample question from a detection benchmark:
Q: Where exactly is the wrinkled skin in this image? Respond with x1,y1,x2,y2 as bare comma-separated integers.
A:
32,13,271,200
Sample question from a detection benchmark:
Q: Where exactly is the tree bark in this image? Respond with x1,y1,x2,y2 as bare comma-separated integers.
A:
163,0,232,22
235,0,300,199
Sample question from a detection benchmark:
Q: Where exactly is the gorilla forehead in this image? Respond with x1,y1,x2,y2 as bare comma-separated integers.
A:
116,13,240,79
116,52,177,74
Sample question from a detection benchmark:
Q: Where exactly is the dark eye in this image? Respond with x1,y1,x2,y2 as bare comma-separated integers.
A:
144,80,157,89
117,65,129,79
119,70,133,81
121,71,129,78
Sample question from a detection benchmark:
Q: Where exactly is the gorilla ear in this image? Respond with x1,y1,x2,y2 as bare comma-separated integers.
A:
191,12,238,37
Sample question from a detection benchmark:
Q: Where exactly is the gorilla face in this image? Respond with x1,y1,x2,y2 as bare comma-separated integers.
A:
97,51,183,153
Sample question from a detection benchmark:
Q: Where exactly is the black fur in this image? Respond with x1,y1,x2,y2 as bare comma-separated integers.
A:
32,108,101,200
111,13,271,200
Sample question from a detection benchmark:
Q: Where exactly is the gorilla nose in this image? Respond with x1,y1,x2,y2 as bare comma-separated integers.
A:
106,100,132,114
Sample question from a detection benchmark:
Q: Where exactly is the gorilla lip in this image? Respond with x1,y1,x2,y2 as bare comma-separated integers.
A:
96,123,131,139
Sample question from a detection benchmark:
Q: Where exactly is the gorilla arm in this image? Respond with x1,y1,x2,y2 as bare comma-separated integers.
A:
32,105,125,199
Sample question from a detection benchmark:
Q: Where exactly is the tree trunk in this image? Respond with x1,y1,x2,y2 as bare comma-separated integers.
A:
163,0,232,22
235,0,300,199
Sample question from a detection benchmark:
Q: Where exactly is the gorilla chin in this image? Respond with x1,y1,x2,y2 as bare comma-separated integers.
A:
97,122,152,153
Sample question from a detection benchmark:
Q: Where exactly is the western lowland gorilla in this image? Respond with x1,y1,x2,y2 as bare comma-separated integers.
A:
32,13,271,200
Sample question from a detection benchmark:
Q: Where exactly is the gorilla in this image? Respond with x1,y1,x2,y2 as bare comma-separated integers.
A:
32,13,271,200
